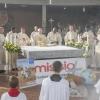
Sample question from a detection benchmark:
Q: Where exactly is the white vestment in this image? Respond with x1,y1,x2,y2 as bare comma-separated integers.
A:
47,32,62,45
34,33,47,46
83,31,96,67
6,31,18,44
0,34,5,65
64,31,77,42
95,34,100,67
5,31,18,69
39,77,69,100
1,92,27,100
18,32,30,46
30,31,38,45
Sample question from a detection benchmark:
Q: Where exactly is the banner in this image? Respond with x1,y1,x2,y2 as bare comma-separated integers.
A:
34,58,86,72
17,58,89,88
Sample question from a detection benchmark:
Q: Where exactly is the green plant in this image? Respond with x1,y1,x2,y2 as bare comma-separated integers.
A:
65,40,90,57
4,41,21,53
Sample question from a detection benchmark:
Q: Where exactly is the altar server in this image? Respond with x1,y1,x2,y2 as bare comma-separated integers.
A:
0,27,5,64
1,76,27,100
47,27,62,45
34,28,47,46
18,27,30,46
64,25,77,43
39,61,69,100
30,26,38,45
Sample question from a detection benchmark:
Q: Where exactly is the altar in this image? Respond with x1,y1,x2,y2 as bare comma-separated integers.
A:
21,46,83,59
16,46,95,98
19,46,89,84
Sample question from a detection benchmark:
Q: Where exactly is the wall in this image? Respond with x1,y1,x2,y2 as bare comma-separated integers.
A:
1,5,100,35
0,0,100,5
5,7,42,35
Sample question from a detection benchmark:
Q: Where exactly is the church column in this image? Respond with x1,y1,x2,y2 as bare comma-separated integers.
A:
42,5,46,33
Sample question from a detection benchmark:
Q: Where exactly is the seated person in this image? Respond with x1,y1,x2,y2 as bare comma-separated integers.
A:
64,25,77,44
47,27,62,45
39,61,69,100
18,27,30,46
1,76,27,100
34,28,47,46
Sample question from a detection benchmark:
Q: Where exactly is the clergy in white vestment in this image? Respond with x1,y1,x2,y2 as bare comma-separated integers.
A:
5,27,18,69
0,27,5,65
64,25,77,44
34,28,47,46
47,27,62,45
95,29,100,68
6,27,18,45
1,76,27,100
18,27,30,46
30,26,38,45
82,27,96,67
39,61,69,100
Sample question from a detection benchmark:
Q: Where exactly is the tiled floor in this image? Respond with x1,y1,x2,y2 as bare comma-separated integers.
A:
0,69,100,100
86,85,99,100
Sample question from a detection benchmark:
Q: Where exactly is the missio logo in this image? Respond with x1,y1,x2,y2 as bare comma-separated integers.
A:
35,61,77,72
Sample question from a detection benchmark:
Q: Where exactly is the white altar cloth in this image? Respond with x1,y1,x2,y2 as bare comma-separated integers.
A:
21,46,83,59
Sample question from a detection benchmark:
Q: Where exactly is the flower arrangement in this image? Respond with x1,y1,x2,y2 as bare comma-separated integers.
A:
66,40,75,47
65,40,90,57
4,41,21,53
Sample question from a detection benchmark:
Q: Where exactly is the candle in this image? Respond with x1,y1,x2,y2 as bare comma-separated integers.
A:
78,34,80,42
